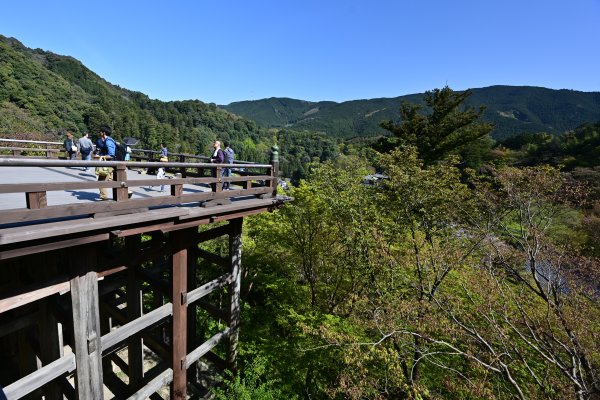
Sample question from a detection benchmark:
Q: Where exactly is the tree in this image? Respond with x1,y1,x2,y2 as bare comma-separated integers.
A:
379,86,494,165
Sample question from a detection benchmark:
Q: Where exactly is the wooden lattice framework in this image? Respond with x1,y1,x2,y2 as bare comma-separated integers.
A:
0,143,288,399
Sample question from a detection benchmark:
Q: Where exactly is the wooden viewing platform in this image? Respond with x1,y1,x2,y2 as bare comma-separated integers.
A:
0,138,291,399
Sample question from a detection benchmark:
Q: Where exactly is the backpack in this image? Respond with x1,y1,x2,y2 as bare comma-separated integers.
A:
115,142,128,161
224,147,235,163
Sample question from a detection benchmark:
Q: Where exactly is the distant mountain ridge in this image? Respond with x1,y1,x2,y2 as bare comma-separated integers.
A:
222,87,600,140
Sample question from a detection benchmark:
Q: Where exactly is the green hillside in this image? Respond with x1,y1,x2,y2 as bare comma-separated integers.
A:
0,34,268,160
223,86,600,140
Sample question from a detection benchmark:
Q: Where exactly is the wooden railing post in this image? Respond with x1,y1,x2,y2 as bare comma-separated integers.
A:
270,145,279,197
216,166,222,192
26,191,47,209
178,154,186,178
171,183,183,197
113,163,129,201
46,143,54,158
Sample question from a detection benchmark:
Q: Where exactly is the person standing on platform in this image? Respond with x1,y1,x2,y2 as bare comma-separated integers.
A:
156,145,169,193
210,140,224,191
78,132,93,171
94,125,116,200
64,132,77,161
222,141,235,190
160,143,168,159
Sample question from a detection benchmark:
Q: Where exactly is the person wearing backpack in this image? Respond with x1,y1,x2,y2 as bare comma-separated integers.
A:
78,132,93,171
222,141,235,190
94,125,116,200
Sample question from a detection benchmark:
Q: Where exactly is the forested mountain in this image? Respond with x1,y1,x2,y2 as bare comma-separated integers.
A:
0,34,274,161
222,86,600,140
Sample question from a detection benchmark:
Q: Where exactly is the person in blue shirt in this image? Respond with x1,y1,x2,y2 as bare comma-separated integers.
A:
94,125,116,200
160,143,168,158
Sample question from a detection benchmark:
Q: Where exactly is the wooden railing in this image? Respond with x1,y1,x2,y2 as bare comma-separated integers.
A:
0,138,261,166
0,139,280,226
0,138,64,158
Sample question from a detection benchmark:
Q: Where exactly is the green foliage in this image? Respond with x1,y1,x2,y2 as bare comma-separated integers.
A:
502,121,600,170
378,86,495,164
239,150,600,399
211,356,297,400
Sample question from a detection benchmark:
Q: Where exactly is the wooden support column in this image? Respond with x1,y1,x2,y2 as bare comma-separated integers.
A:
227,218,243,370
99,292,113,379
70,244,104,400
187,242,198,384
16,325,38,399
126,234,144,393
150,232,167,344
170,229,189,400
39,298,64,400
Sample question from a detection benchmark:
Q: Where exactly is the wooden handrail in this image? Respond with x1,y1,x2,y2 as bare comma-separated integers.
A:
1,137,258,165
0,158,271,169
0,138,62,145
0,156,278,226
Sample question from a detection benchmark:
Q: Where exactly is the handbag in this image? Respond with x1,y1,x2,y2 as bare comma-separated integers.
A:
71,145,78,152
95,156,112,178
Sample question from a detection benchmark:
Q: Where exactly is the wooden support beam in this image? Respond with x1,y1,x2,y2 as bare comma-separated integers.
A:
0,311,38,338
101,303,173,353
137,269,170,297
108,352,130,377
16,324,38,396
102,367,130,399
58,377,76,400
0,277,70,313
170,229,190,400
39,298,64,400
186,273,231,305
0,233,110,261
128,368,173,400
3,354,76,400
99,299,171,365
210,207,264,223
196,299,228,322
184,328,230,369
126,234,144,394
70,245,104,400
196,248,228,269
228,218,243,370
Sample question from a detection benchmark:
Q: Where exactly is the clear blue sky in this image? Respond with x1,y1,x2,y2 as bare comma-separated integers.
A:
1,0,599,104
